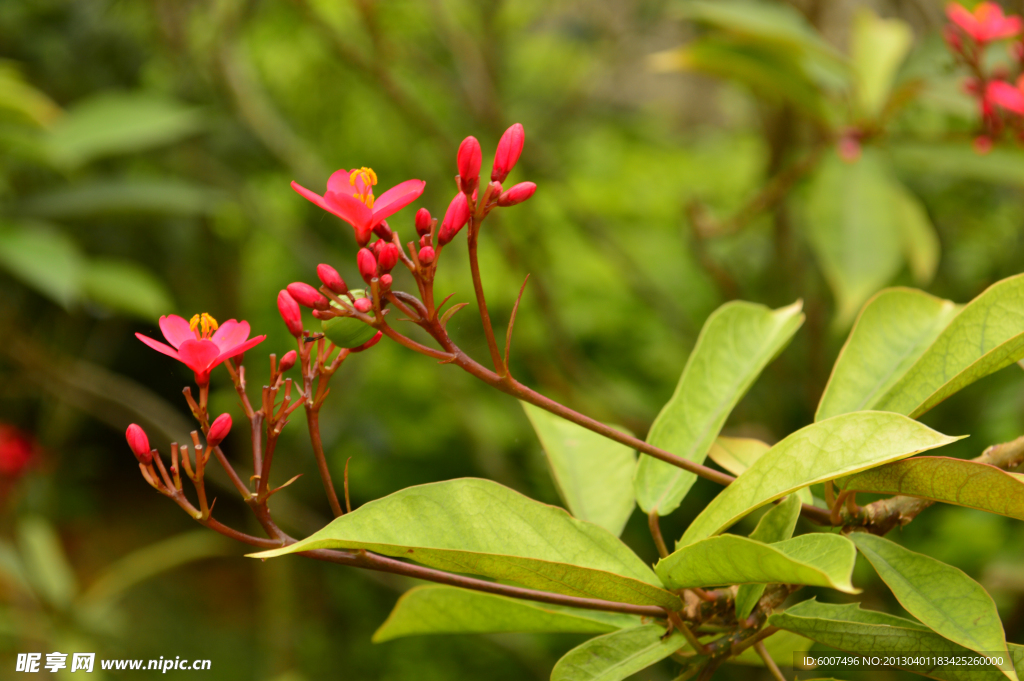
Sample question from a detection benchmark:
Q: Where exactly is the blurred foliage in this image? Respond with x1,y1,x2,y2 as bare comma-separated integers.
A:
1,0,1024,679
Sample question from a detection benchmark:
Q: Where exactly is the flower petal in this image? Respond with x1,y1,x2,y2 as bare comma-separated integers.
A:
214,335,267,365
291,181,333,212
159,315,194,349
947,3,980,38
327,169,359,196
177,339,222,373
211,319,250,351
136,333,181,360
987,81,1024,113
372,179,426,222
323,191,373,230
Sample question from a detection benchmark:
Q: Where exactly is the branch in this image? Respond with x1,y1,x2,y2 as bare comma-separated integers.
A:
302,548,670,618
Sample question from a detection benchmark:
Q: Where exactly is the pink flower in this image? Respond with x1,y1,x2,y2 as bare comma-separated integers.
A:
987,77,1024,113
0,425,34,477
291,167,425,246
136,313,266,385
947,2,1021,43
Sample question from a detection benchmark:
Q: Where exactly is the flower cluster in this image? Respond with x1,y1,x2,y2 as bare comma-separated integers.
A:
946,2,1024,150
127,124,536,523
283,123,534,347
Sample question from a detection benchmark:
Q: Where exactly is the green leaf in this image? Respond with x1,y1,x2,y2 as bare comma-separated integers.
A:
44,92,203,168
706,436,770,477
674,1,842,63
551,624,686,681
816,288,960,421
729,629,814,666
0,61,61,126
83,259,173,320
372,585,640,642
521,403,636,536
872,273,1024,418
838,456,1024,521
0,223,83,307
650,37,831,122
656,532,858,593
18,179,225,218
249,478,679,609
850,8,913,119
849,533,1017,681
803,150,905,326
748,495,802,545
635,300,804,516
17,515,77,608
735,494,802,619
770,599,1024,681
889,142,1024,186
707,437,814,506
80,531,232,606
679,412,961,545
893,182,940,286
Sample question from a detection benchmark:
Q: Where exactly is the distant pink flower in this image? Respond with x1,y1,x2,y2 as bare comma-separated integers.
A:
947,2,1021,43
987,77,1024,114
136,313,265,385
0,425,34,477
291,167,425,246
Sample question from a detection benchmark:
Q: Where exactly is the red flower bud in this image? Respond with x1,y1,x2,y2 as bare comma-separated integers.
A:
279,349,297,373
486,180,502,203
207,413,232,448
415,208,432,236
317,264,348,294
126,424,152,465
277,290,304,337
357,248,378,283
497,182,536,207
837,136,861,163
378,243,400,273
458,136,482,193
354,297,373,313
418,245,436,264
492,123,525,182
438,192,470,245
380,273,393,288
420,234,432,248
373,220,393,241
287,282,329,310
372,239,387,259
352,331,383,352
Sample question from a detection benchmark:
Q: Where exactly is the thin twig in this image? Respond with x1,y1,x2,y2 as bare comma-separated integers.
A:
754,641,787,681
649,510,670,559
467,218,507,375
306,408,344,518
344,457,353,514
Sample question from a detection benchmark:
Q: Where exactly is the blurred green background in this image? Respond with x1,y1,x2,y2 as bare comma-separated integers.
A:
2,0,1024,678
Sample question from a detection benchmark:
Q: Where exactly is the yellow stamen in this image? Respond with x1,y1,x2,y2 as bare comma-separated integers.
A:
349,167,378,209
189,313,219,339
